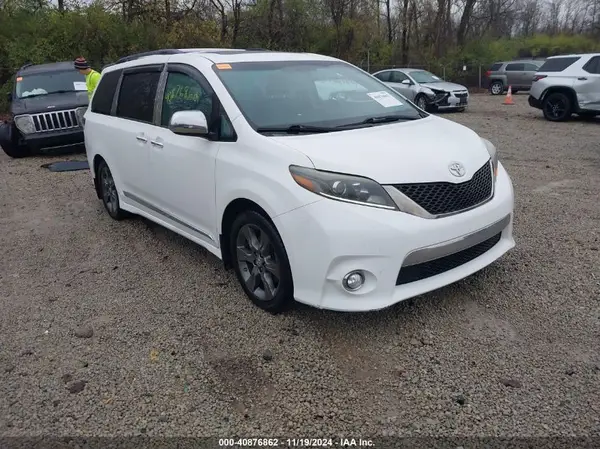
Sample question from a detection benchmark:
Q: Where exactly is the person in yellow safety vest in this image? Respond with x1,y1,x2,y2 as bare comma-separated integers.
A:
74,57,101,101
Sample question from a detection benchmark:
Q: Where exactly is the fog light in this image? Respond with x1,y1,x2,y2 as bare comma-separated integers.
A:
342,271,365,291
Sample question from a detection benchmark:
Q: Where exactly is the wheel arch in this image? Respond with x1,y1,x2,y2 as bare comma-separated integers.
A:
219,197,278,270
541,86,579,111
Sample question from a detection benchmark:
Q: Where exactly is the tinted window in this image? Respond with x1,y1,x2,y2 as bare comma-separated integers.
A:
523,63,540,71
15,70,85,98
583,56,600,74
116,71,160,123
538,57,580,72
490,63,503,71
408,70,443,83
91,70,121,115
505,63,524,71
390,71,409,83
214,61,423,130
161,72,212,126
374,72,391,82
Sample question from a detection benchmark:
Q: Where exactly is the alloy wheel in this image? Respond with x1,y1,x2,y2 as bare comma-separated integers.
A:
544,98,566,120
417,96,427,110
236,224,281,301
100,165,119,215
491,83,502,95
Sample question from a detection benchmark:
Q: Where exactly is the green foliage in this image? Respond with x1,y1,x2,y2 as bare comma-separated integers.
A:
1,2,600,112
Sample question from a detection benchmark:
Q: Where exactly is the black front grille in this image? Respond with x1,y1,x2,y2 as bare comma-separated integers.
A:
393,161,493,216
396,232,502,285
454,92,468,98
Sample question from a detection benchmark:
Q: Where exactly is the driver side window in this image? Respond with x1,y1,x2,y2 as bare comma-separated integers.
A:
161,72,211,127
390,71,409,83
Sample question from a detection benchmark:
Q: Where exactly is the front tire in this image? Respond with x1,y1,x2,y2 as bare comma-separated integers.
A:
1,141,30,158
543,92,572,122
229,210,294,314
489,81,503,95
97,160,129,220
414,94,428,111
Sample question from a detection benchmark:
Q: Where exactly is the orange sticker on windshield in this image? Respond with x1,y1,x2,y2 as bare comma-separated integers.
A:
16,76,23,82
216,63,232,70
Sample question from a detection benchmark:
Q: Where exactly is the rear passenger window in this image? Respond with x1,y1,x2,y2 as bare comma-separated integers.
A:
91,70,121,115
490,63,503,71
583,56,600,74
161,72,212,127
524,63,540,71
505,63,524,71
375,72,391,82
116,71,161,123
538,57,580,72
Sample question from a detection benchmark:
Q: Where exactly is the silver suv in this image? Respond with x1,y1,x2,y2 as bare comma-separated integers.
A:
486,60,544,95
528,53,600,121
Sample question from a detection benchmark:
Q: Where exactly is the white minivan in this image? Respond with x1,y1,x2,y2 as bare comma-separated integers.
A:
84,48,515,313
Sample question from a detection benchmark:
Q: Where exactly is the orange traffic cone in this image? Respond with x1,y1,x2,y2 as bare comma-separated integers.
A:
503,85,514,105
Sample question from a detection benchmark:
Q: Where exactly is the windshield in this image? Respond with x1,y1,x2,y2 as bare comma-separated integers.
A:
15,70,86,98
408,70,443,83
213,60,424,131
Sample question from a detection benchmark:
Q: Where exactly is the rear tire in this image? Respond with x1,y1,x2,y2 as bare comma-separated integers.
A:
229,210,294,314
542,92,572,122
97,160,129,220
489,81,504,95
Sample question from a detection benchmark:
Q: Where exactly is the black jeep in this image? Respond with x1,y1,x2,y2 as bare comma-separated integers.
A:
0,61,88,158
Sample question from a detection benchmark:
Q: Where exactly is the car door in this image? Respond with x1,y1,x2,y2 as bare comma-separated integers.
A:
522,63,540,89
145,64,233,246
111,64,163,202
576,56,600,111
388,71,415,100
504,63,525,88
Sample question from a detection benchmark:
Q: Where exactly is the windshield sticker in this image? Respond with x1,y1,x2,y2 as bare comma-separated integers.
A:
16,76,23,82
216,63,232,70
73,81,87,91
367,91,403,107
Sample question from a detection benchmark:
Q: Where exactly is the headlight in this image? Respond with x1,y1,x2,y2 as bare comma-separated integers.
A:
75,107,87,127
289,165,398,210
481,138,498,177
14,115,35,134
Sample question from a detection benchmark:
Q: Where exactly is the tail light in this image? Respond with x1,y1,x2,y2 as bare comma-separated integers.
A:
485,70,491,77
533,75,547,82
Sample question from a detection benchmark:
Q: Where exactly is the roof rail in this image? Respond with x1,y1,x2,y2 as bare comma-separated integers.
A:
116,49,183,64
19,62,35,71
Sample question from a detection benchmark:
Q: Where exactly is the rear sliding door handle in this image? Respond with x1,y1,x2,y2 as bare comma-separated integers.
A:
136,135,148,143
577,77,587,81
150,140,164,148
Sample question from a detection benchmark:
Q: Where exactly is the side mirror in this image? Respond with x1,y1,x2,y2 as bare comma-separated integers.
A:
401,79,411,85
6,92,12,102
168,110,209,137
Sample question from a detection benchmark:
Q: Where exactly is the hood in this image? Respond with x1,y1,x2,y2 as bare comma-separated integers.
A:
419,81,467,92
272,116,490,184
11,91,89,116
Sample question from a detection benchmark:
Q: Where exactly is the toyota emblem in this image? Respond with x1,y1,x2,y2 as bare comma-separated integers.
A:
448,162,466,177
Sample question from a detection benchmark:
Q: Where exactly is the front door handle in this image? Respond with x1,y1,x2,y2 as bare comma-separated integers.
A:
578,77,587,81
136,135,147,143
150,140,163,148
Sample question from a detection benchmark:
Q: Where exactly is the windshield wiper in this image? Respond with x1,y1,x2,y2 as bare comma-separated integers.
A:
256,124,338,134
20,90,75,99
338,114,422,129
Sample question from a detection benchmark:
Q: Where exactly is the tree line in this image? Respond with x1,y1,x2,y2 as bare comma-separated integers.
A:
1,0,599,111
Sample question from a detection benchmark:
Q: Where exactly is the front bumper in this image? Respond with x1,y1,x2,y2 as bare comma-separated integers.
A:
273,162,515,312
428,92,469,109
21,128,84,151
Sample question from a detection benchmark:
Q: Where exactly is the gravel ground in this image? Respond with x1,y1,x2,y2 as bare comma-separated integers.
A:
0,93,599,440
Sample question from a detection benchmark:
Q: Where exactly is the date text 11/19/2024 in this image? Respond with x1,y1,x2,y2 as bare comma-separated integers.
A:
218,438,375,447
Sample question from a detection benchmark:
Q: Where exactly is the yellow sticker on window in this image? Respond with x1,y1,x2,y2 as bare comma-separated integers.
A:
16,76,23,82
216,63,232,70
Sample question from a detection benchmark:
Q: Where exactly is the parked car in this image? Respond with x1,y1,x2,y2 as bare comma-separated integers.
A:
372,68,469,112
486,60,545,95
528,53,600,122
84,48,515,313
0,61,88,158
